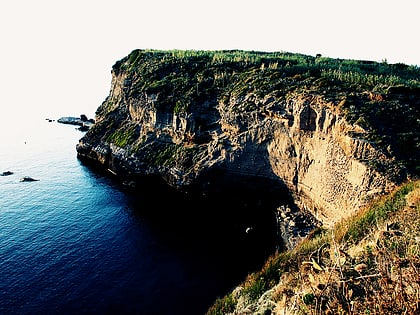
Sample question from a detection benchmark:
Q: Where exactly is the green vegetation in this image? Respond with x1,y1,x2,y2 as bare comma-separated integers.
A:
106,124,138,147
335,181,415,244
110,49,419,177
136,141,202,170
115,49,420,97
206,180,420,315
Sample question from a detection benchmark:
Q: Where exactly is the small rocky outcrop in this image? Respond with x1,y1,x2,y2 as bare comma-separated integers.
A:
1,171,14,176
276,204,321,249
58,115,95,131
19,176,39,182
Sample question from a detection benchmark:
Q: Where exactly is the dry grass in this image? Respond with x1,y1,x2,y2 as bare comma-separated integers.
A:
271,181,420,315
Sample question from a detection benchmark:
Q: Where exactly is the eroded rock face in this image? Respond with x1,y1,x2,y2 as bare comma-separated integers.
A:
265,95,391,226
76,57,398,231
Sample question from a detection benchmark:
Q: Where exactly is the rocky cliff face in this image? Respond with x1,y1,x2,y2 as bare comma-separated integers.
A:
77,50,413,238
265,94,391,226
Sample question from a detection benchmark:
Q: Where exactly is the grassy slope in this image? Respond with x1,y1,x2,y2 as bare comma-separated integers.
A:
206,179,420,314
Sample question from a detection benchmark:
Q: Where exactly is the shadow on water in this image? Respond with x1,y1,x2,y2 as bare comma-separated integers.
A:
78,160,291,314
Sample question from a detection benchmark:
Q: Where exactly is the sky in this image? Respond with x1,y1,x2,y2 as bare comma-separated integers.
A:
0,0,419,124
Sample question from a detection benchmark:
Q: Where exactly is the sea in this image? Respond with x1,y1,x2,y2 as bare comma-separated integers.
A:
0,114,278,315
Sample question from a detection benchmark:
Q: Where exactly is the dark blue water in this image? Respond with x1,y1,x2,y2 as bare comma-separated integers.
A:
0,119,277,314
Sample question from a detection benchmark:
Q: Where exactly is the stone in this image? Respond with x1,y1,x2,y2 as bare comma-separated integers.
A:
57,116,94,130
19,176,39,182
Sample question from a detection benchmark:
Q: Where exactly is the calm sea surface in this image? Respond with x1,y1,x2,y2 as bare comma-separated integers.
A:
0,118,276,315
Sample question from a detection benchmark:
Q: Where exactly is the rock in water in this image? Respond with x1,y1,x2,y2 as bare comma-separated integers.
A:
57,116,94,130
19,176,39,182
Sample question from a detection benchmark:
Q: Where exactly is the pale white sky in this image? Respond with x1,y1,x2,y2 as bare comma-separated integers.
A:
0,0,419,123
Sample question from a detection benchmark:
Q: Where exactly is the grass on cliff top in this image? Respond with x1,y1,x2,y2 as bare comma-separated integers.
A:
114,49,420,108
206,179,420,315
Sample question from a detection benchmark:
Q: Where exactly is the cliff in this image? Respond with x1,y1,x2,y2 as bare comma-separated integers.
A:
76,49,420,314
77,50,419,231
